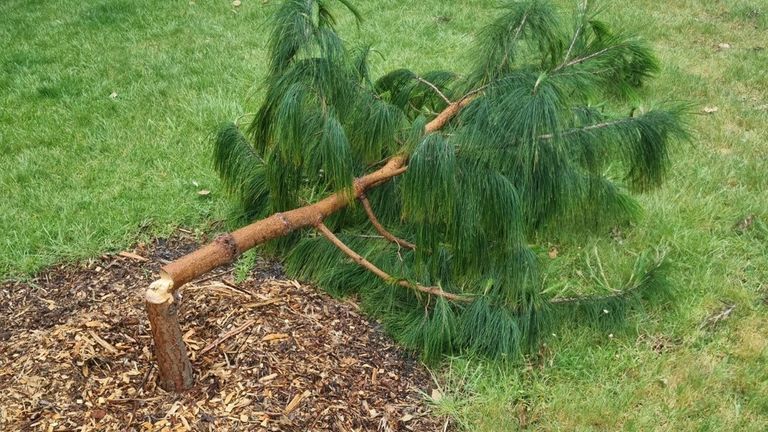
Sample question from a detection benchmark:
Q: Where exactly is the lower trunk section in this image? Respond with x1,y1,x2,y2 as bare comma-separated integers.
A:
146,292,193,392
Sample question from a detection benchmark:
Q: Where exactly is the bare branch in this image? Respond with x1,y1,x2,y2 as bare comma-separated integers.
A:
415,76,452,105
560,0,588,67
314,222,470,303
359,195,415,250
538,117,635,140
552,46,615,73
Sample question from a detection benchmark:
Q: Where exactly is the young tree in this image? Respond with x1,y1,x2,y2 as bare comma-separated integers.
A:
145,0,688,391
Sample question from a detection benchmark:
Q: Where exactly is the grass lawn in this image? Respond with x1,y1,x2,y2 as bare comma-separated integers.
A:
2,0,767,430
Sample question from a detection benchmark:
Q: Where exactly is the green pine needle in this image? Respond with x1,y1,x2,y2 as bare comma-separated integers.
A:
214,0,690,363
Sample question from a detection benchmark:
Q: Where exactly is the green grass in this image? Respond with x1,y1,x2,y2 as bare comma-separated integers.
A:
2,0,767,430
0,0,263,275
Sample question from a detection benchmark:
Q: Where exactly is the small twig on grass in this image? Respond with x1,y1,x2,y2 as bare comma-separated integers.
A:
700,303,736,330
118,251,149,262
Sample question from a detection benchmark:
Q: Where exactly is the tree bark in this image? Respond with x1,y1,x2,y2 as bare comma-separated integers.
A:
151,98,469,292
146,292,194,392
314,222,468,302
143,97,474,392
359,195,415,250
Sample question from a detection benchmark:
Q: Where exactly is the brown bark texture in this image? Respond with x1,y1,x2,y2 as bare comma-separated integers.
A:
146,292,194,391
359,195,415,250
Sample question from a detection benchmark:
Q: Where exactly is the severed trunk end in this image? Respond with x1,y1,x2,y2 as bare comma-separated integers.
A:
145,278,194,392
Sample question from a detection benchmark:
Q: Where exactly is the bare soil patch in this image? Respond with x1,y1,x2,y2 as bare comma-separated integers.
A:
0,233,447,431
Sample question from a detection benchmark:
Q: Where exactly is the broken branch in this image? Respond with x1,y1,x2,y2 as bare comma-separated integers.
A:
143,96,474,392
314,222,469,303
359,195,415,250
151,98,470,294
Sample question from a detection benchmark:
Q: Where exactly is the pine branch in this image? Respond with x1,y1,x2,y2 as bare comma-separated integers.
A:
314,222,469,302
461,85,489,101
562,25,581,66
561,0,588,65
359,194,416,250
555,46,614,71
549,256,668,306
549,289,628,305
152,98,470,292
512,12,529,41
415,76,452,105
501,11,529,67
538,117,634,140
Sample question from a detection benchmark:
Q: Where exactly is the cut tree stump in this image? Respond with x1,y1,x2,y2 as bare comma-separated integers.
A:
146,290,193,392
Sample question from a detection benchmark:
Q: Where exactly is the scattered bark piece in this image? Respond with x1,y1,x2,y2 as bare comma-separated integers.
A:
261,333,290,343
285,390,311,414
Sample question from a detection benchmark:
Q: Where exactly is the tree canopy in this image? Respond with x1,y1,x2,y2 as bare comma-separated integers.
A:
212,0,689,361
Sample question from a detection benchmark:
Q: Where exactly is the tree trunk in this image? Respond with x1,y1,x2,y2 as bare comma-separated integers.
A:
146,291,194,392
143,98,471,392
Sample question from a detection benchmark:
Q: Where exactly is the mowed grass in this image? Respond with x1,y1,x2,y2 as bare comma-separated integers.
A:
0,0,262,275
2,0,767,430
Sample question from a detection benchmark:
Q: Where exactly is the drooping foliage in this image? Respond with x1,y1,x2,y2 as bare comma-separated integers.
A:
213,0,689,362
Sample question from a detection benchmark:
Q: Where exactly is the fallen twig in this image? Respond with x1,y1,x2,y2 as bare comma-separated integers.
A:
199,320,256,355
88,330,119,355
118,251,149,262
700,303,736,330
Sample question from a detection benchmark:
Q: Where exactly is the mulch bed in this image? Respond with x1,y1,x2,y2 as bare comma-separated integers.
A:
0,232,449,431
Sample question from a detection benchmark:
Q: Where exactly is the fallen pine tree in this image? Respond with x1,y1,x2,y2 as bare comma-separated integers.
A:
145,0,689,391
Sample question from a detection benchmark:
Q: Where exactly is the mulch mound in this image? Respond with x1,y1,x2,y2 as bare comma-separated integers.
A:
0,233,449,431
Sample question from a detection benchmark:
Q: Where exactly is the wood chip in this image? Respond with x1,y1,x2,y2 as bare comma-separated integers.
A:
0,234,447,431
261,333,289,342
118,251,148,262
88,330,119,355
199,320,255,355
258,373,278,383
285,390,311,414
243,298,280,308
